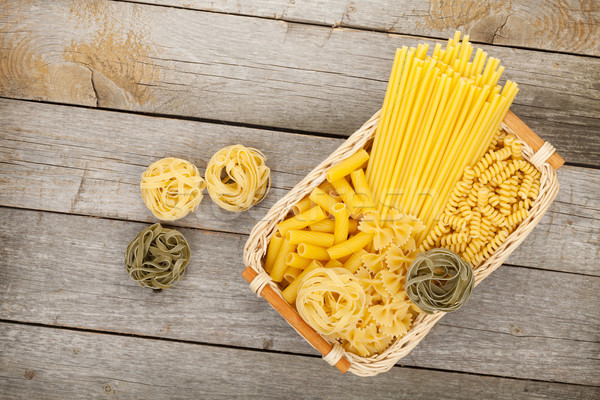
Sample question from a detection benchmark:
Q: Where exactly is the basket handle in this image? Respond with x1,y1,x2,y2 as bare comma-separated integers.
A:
503,111,565,170
242,266,351,373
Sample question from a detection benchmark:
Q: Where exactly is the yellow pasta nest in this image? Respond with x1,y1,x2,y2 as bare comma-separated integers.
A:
140,157,205,221
296,267,366,336
205,144,271,212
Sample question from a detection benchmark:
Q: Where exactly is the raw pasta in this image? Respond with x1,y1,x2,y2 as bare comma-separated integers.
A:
405,248,474,314
282,260,322,304
326,149,370,183
296,267,366,336
140,157,205,221
421,134,541,266
277,206,327,235
332,203,349,245
264,232,283,274
125,223,190,289
205,144,271,212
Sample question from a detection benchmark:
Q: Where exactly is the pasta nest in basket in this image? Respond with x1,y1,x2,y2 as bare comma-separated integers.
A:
296,267,366,336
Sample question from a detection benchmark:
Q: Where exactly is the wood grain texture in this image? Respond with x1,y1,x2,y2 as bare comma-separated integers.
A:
1,0,599,165
146,0,600,56
2,323,598,400
0,207,598,385
1,99,597,275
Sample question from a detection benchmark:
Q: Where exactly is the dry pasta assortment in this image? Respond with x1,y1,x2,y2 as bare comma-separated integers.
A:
119,30,558,374
125,145,271,289
261,32,547,359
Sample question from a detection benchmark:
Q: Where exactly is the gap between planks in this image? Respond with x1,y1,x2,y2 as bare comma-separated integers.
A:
114,0,600,59
4,96,599,171
1,318,597,389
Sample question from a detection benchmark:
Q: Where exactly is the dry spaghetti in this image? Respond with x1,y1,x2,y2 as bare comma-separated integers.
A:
205,145,271,212
140,157,205,221
125,223,191,289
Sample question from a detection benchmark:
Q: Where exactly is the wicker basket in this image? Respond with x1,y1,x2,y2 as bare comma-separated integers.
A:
242,110,563,377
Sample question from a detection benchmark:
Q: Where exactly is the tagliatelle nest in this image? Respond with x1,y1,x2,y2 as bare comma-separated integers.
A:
140,157,205,221
125,223,191,289
205,144,271,212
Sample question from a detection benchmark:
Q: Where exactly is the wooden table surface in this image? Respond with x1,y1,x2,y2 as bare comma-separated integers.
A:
1,1,599,398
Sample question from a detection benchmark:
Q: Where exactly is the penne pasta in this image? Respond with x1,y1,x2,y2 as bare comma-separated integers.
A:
264,231,284,274
292,196,315,215
348,218,359,234
269,239,296,282
324,259,344,268
281,260,322,304
331,202,349,244
308,218,335,233
318,181,337,196
297,243,330,261
350,169,375,213
309,187,339,216
326,149,369,183
283,267,302,282
277,206,327,235
285,252,312,269
330,178,360,216
343,249,368,273
327,231,373,259
286,230,335,248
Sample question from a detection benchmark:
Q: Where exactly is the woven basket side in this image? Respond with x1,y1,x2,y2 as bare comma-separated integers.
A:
243,111,560,377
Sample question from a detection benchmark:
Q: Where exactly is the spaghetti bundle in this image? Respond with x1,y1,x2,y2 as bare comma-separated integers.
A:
366,32,519,242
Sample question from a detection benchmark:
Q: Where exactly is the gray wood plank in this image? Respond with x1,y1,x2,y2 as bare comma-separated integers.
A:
0,207,597,385
1,0,599,165
2,323,597,400
145,0,600,56
0,98,597,275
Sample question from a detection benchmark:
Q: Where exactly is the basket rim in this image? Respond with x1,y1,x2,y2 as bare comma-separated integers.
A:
243,110,560,376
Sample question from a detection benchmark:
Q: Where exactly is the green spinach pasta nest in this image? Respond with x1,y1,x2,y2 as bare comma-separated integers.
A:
406,248,474,314
125,223,191,289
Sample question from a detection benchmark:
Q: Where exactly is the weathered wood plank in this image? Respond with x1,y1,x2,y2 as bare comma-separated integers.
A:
0,99,597,275
145,0,600,56
1,0,599,165
2,323,597,400
0,208,597,385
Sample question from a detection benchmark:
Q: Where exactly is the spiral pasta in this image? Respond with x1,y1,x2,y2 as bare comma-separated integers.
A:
296,267,366,336
140,157,205,221
205,145,271,212
125,223,191,289
421,133,542,267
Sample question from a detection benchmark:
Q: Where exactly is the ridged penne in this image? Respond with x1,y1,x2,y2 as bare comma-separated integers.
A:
277,206,327,235
326,149,369,183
